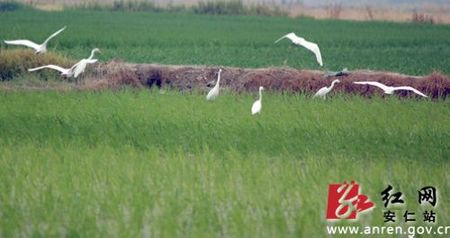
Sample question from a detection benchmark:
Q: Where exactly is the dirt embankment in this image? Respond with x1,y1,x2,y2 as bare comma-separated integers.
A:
84,60,450,99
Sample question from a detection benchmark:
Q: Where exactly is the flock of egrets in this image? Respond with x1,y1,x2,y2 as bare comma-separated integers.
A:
4,27,100,78
3,27,428,115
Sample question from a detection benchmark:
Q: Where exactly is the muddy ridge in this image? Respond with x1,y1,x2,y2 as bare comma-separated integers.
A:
84,60,449,99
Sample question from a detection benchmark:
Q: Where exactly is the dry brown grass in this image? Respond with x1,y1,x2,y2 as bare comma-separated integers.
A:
412,10,435,24
79,59,143,90
325,2,342,19
287,5,450,24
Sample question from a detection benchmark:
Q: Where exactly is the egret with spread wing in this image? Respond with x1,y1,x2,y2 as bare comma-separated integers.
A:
72,48,100,78
274,32,323,66
4,26,66,54
206,68,222,101
314,79,340,99
28,48,99,78
251,86,264,115
353,81,428,97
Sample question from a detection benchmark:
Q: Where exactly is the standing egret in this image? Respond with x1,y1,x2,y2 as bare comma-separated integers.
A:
206,68,222,101
353,81,428,97
274,32,323,66
4,26,66,54
72,48,100,78
314,79,340,99
251,86,264,115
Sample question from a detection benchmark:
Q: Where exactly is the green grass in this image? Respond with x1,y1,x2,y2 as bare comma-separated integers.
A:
0,90,448,158
0,90,449,237
0,9,449,75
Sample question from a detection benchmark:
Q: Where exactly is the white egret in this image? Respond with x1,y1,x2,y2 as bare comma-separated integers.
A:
206,68,222,101
353,81,428,97
28,49,99,78
4,26,66,54
314,79,340,99
72,48,100,78
251,86,264,115
274,32,323,66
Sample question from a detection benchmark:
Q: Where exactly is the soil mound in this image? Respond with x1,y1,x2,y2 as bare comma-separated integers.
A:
84,60,449,99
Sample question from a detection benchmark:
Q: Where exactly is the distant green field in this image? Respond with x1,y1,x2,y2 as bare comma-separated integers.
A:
1,9,450,75
0,91,449,237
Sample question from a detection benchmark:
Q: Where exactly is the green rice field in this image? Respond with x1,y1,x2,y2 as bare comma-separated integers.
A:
1,8,449,75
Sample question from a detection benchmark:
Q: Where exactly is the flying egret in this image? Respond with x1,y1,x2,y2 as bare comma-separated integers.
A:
4,26,66,54
251,86,264,115
28,50,99,78
206,68,222,101
27,56,98,78
353,81,428,97
274,32,323,66
314,79,340,99
72,48,100,78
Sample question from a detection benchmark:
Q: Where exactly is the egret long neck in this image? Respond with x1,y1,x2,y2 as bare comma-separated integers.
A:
217,71,221,85
329,81,338,90
259,89,262,101
88,50,96,60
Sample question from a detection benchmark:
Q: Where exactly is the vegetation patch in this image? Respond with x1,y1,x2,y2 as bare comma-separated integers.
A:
0,49,74,81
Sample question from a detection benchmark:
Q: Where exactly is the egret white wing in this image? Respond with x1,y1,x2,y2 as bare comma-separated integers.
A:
300,41,323,66
73,60,87,78
69,60,83,71
28,65,69,73
288,35,304,45
4,40,40,51
251,100,261,115
85,59,98,64
394,86,428,97
70,59,97,77
314,87,327,97
353,81,390,91
274,33,302,45
206,85,219,100
43,26,66,44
